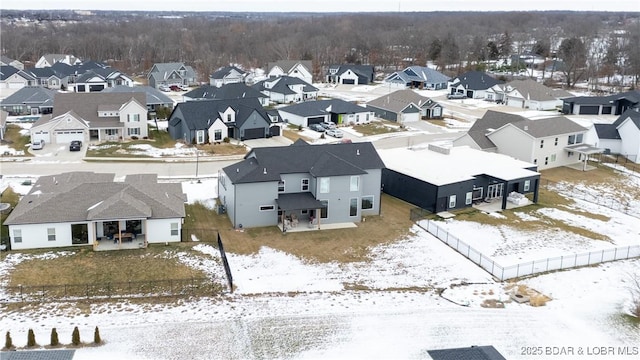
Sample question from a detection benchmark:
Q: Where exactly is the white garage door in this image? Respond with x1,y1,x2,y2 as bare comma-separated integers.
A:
9,82,24,89
31,131,51,144
55,130,85,143
507,98,525,108
400,112,420,123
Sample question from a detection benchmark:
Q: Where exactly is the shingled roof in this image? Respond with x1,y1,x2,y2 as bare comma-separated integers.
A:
223,141,384,184
279,99,367,117
4,172,186,225
184,83,267,101
51,92,146,123
503,79,572,101
367,89,435,113
449,71,503,90
169,97,269,130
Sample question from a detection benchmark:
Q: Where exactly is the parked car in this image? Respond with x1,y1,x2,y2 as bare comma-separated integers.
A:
158,85,170,92
179,85,190,91
69,140,82,151
309,124,325,132
320,122,337,130
169,85,182,92
325,129,343,138
447,93,467,100
31,139,45,150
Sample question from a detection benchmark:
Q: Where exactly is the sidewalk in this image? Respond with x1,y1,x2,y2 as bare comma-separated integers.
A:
83,154,246,162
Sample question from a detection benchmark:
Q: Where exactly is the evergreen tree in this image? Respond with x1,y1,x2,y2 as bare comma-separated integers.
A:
50,328,59,346
27,329,36,347
93,326,102,344
71,326,81,346
4,331,13,349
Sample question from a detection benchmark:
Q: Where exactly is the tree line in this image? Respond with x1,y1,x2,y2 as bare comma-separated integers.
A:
1,10,639,88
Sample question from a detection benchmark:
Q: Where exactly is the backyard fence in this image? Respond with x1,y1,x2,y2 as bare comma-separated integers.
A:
595,153,640,173
3,277,223,303
420,220,640,281
181,227,219,243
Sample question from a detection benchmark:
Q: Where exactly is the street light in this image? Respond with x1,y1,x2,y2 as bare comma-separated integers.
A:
195,147,201,183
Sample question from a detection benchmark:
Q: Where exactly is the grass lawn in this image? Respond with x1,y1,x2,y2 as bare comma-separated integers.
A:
1,187,20,241
283,128,313,143
196,143,248,156
1,124,32,155
352,121,406,136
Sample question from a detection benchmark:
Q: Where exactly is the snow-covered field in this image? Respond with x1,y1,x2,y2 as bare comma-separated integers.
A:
1,168,639,359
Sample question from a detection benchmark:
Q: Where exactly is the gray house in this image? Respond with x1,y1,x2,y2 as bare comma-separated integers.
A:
218,140,385,230
367,89,443,123
326,64,375,85
0,86,57,115
103,85,174,112
147,62,197,89
183,83,269,106
167,97,275,144
278,99,373,127
383,66,450,90
562,90,640,116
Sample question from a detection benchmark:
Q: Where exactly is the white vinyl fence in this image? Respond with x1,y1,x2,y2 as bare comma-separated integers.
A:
420,220,640,281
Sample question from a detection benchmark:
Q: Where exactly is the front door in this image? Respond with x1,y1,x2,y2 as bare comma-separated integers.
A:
487,183,504,199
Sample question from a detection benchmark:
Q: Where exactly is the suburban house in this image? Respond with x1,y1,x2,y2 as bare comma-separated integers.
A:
367,89,443,123
325,64,375,85
147,62,198,89
1,55,24,70
0,86,57,115
562,90,640,115
267,60,313,84
72,68,134,92
380,144,540,213
35,54,81,68
30,92,147,144
0,110,7,140
588,109,640,163
217,140,385,230
167,97,277,144
0,65,36,91
209,66,247,87
278,99,373,127
486,79,573,110
252,75,318,104
4,172,186,251
447,71,503,99
383,66,449,90
102,85,174,112
25,67,68,90
184,83,269,106
453,110,595,170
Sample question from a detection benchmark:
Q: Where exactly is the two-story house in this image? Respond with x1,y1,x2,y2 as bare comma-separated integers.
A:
267,60,313,84
209,66,247,87
147,62,198,89
325,64,375,85
218,140,385,230
252,76,318,104
30,92,147,144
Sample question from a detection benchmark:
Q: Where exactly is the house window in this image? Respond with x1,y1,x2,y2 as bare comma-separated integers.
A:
259,205,275,211
534,159,537,164
214,129,222,141
13,229,22,243
106,129,117,136
554,137,558,146
576,133,583,143
196,130,205,144
301,178,309,191
465,192,473,205
540,140,544,148
128,128,140,136
361,196,374,210
366,114,370,121
449,195,456,208
356,115,360,122
568,151,574,157
568,135,575,144
278,180,285,192
47,228,56,241
550,154,556,162
544,157,549,165
350,176,359,191
320,178,330,193
227,114,232,122
320,200,328,219
349,198,358,216
524,180,531,192
170,223,179,236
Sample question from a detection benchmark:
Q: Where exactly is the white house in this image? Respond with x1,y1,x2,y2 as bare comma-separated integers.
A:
278,99,372,127
252,76,318,104
488,79,573,110
210,66,246,87
267,60,313,84
4,172,186,251
35,54,82,68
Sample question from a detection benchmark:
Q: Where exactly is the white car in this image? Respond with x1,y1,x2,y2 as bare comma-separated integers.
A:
325,129,343,138
158,85,170,92
31,139,45,150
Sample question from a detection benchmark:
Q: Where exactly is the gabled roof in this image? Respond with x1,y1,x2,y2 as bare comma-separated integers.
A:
563,90,640,106
367,89,435,113
50,62,76,77
210,65,246,79
224,141,384,184
25,67,65,79
327,64,375,81
0,55,17,65
279,99,367,117
148,62,196,81
594,124,621,140
5,172,186,225
52,92,146,124
613,108,640,129
0,65,35,81
102,85,173,106
170,97,268,130
503,116,586,138
502,79,571,101
463,111,532,150
385,66,450,84
184,83,266,100
0,86,57,106
253,76,318,94
268,60,313,74
449,71,502,90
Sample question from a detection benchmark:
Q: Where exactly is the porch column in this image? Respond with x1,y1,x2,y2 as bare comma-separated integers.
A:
533,179,540,204
316,207,321,229
501,181,509,210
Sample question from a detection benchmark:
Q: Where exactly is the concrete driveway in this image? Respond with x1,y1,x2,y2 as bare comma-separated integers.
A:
243,136,293,149
28,141,87,161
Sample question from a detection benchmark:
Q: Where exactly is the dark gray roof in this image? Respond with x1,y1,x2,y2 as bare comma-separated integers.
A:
507,116,587,138
52,92,146,123
25,67,65,79
463,111,525,150
0,86,57,106
169,97,268,130
4,172,186,225
223,141,384,184
613,108,640,128
276,192,325,211
210,65,246,78
184,83,266,101
279,99,367,117
50,62,76,77
564,90,640,106
428,346,506,360
1,65,20,80
384,66,450,85
102,85,173,106
268,60,313,74
450,71,502,90
327,64,375,82
594,124,621,139
367,89,434,113
253,76,318,95
0,349,76,360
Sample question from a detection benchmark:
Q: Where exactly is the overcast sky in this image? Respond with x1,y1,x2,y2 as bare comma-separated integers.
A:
1,0,635,12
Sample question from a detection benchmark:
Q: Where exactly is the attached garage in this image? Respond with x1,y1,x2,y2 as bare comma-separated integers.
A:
9,82,23,89
578,105,599,115
243,127,265,140
307,116,325,125
269,126,281,137
507,98,524,108
55,130,85,143
341,79,355,85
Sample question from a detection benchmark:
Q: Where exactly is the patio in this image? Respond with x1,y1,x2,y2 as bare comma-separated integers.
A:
282,221,358,233
93,236,147,251
472,197,532,213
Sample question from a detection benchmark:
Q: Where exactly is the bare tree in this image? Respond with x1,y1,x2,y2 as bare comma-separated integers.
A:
558,37,587,88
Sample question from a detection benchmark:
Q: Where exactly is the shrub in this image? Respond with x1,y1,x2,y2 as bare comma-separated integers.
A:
131,136,139,140
5,331,13,349
49,328,60,346
27,329,36,347
71,326,81,346
93,327,102,344
223,137,230,143
298,125,303,131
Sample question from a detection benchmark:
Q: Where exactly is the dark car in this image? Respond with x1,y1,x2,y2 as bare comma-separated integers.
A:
69,140,82,151
169,85,182,92
447,93,467,100
309,123,325,132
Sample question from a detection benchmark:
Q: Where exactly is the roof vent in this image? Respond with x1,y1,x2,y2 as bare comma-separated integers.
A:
524,125,529,131
356,149,360,156
236,168,239,173
263,168,267,174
